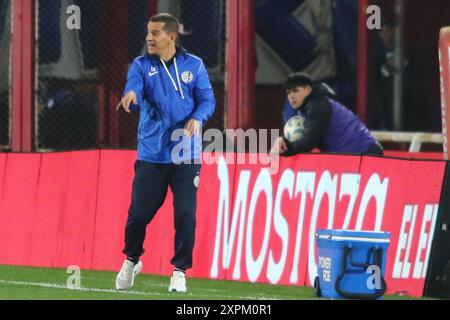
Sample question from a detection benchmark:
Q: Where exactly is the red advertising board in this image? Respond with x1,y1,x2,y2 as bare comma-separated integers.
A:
196,154,446,297
0,151,446,297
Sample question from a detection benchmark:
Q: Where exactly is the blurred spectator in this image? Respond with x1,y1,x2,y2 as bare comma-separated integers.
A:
330,0,359,113
37,78,97,150
372,22,420,130
271,72,383,156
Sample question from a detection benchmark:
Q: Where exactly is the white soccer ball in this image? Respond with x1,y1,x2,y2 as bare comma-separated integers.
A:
284,115,305,142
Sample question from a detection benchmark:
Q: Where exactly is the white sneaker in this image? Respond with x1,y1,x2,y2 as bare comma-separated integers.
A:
115,260,142,290
168,271,187,293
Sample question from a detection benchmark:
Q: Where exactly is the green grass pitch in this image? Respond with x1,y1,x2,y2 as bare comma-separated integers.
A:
0,265,421,300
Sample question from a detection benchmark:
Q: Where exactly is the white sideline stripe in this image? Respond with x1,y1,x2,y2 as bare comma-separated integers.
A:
0,280,159,296
140,281,278,298
0,280,278,300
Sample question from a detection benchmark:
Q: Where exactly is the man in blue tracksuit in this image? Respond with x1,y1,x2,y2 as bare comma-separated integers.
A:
115,13,215,293
270,72,383,156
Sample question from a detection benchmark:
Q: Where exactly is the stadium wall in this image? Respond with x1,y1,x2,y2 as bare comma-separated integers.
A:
424,163,450,298
0,150,447,297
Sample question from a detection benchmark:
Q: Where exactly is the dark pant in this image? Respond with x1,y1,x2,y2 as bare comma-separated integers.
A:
123,161,201,270
364,141,384,156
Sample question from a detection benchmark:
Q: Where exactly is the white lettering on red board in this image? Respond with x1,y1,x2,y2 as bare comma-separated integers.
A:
210,156,437,285
393,204,439,279
267,169,293,284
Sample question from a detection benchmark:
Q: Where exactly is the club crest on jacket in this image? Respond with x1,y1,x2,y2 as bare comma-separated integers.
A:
182,71,194,84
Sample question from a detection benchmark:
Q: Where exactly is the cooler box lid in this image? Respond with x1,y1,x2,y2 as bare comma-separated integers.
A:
316,229,390,243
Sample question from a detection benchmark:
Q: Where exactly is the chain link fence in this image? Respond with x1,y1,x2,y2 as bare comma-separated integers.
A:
0,0,11,149
36,0,226,151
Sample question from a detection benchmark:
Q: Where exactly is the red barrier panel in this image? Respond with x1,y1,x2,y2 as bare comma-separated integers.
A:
29,152,71,267
0,151,446,297
28,151,100,269
0,153,41,265
360,157,443,296
92,150,136,271
59,151,100,268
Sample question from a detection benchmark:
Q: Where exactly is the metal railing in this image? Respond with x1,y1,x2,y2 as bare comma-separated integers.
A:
371,131,444,152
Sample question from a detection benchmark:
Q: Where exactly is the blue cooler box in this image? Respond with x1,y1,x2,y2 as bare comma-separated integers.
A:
315,229,390,299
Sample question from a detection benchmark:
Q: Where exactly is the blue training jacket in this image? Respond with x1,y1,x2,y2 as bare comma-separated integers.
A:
123,47,215,164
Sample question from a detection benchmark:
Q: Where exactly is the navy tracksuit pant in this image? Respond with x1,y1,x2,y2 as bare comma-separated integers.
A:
123,160,201,270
